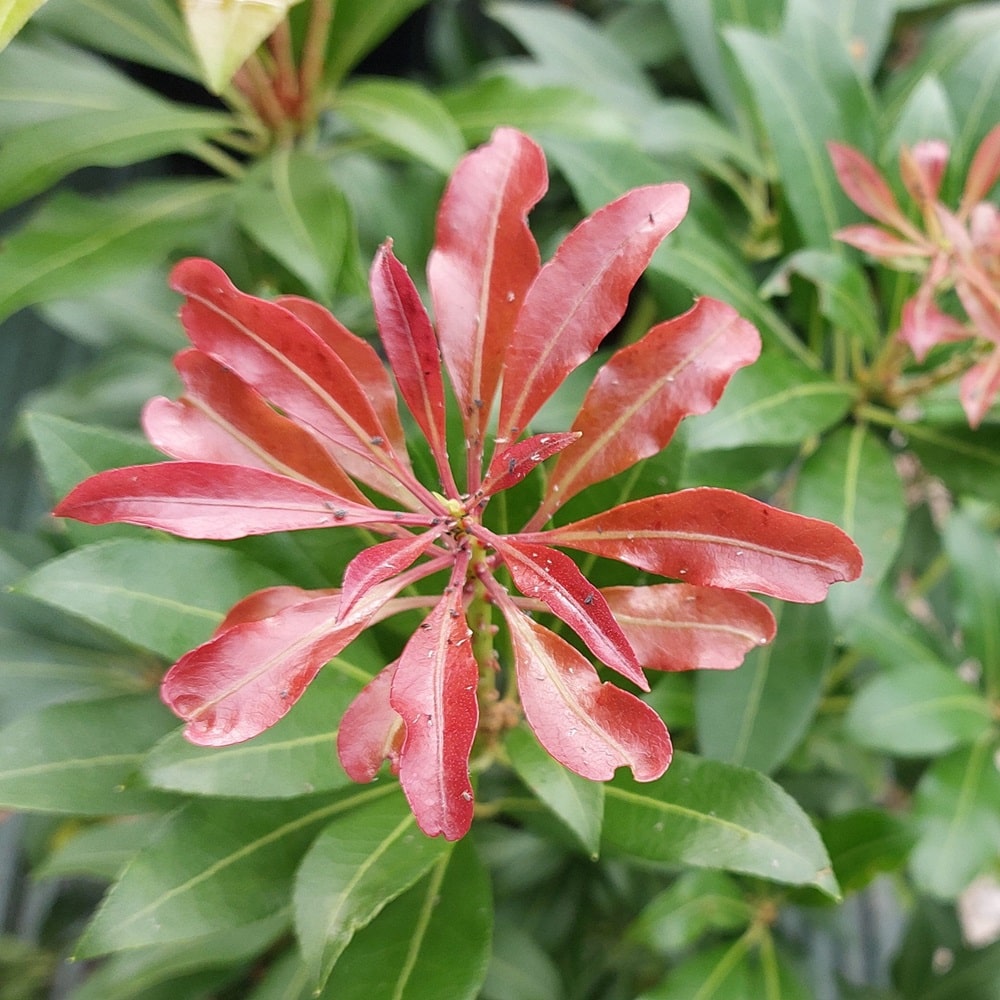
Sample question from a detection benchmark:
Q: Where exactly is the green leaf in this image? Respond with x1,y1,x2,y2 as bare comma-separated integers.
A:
143,661,366,798
442,77,628,146
0,179,230,323
905,420,1000,504
0,0,50,49
944,504,1000,698
336,77,465,175
793,424,907,625
324,0,431,86
0,695,177,814
820,809,916,893
627,870,752,956
684,350,855,451
35,815,162,882
913,938,1000,1000
318,838,492,1000
505,725,604,858
17,539,283,661
34,0,199,79
482,921,563,1000
294,789,451,989
846,662,993,757
74,784,397,957
0,41,229,210
602,752,839,897
236,149,354,303
724,24,858,247
910,738,1000,899
696,602,832,774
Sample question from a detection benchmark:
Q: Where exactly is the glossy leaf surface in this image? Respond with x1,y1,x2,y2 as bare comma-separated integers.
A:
538,488,862,603
337,662,405,784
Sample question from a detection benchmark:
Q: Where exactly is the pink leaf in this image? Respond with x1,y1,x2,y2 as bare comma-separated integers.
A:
428,127,547,480
54,462,430,539
602,583,776,671
143,348,369,503
898,290,968,361
827,142,918,236
478,431,580,498
338,530,447,621
215,585,338,633
532,487,863,604
161,589,382,746
492,537,647,690
960,351,1000,428
370,242,451,482
503,605,671,782
541,297,760,514
170,258,412,504
390,566,478,840
337,661,405,782
833,224,929,260
276,294,409,458
900,140,949,208
961,123,1000,214
496,183,690,445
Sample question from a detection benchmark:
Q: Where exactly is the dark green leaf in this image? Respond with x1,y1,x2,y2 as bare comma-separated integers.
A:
17,539,284,661
505,724,604,858
910,738,1000,899
35,815,162,882
913,938,1000,1000
0,695,177,814
906,422,1000,505
143,660,367,798
294,789,451,988
74,784,399,957
696,602,832,774
846,662,992,757
821,809,916,893
602,752,839,897
482,921,563,1000
319,838,493,1000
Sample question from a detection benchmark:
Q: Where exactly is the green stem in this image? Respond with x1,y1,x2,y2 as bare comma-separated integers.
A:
185,139,246,179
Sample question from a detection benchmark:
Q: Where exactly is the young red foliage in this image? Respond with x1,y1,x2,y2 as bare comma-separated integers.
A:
54,128,862,840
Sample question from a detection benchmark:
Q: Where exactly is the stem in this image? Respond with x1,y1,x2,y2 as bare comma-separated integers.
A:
268,18,300,112
241,54,290,136
185,139,246,179
300,0,334,124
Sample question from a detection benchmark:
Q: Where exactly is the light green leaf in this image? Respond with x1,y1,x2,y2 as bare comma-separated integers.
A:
74,784,398,957
793,424,907,625
336,77,465,174
324,0,431,86
294,790,450,988
144,662,366,798
0,0,50,49
944,505,1000,697
319,838,492,1000
182,0,303,94
35,815,162,882
0,179,230,323
888,75,956,152
0,695,177,814
684,350,855,451
847,662,992,757
17,539,283,661
236,149,354,302
910,737,1000,899
696,602,832,774
602,752,839,897
34,0,199,80
505,725,604,858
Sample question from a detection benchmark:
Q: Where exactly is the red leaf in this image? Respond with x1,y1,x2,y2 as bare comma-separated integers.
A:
276,295,409,458
827,142,918,236
215,585,337,634
54,462,430,539
478,431,580,498
541,298,760,515
170,258,413,505
162,590,379,746
899,140,949,208
370,242,451,483
338,530,447,621
532,487,863,603
833,224,930,259
144,349,368,503
496,183,690,445
899,289,968,361
602,583,776,671
960,352,1000,429
337,661,405,782
961,123,1000,214
492,537,647,690
427,127,547,485
503,605,671,782
390,567,478,840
